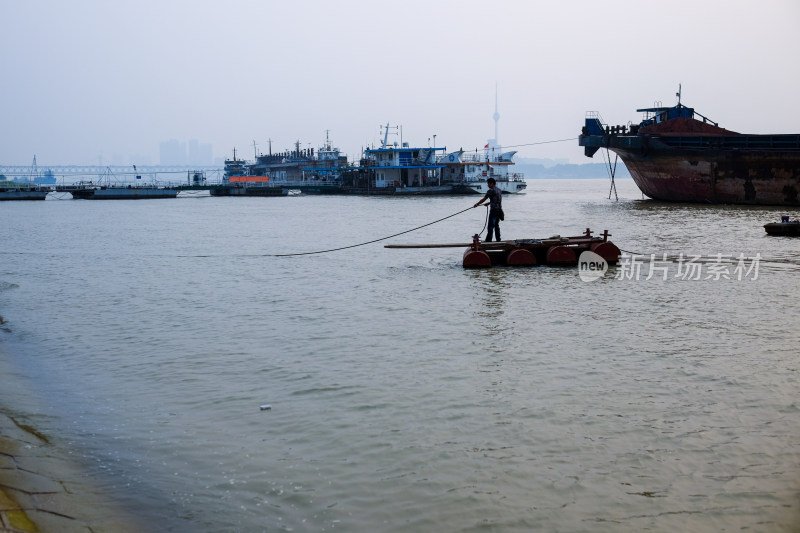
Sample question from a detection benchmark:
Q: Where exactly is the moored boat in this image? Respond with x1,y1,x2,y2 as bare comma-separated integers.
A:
352,125,450,194
439,148,527,194
0,185,50,201
211,150,291,197
249,134,347,194
209,181,288,197
69,185,178,200
579,90,800,205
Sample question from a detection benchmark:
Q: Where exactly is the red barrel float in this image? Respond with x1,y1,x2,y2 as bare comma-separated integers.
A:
590,241,621,264
545,245,577,266
463,248,491,268
506,247,537,266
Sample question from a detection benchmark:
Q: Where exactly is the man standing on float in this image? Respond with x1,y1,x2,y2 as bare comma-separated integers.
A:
473,177,502,242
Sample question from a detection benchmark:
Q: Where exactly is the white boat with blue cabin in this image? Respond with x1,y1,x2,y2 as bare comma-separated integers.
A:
359,124,452,194
439,147,526,194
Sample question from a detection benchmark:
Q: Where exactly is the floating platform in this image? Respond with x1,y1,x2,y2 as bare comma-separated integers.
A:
386,228,621,268
209,185,288,197
0,186,50,201
68,186,178,200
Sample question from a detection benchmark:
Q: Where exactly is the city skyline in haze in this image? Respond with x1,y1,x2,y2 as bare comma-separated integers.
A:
3,0,799,167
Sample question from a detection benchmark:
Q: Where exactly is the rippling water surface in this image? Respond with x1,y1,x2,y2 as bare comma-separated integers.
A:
1,179,799,532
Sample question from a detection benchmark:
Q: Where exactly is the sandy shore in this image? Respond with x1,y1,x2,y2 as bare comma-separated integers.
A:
0,410,145,533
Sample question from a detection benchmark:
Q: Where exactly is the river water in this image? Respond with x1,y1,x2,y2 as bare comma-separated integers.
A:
1,179,799,532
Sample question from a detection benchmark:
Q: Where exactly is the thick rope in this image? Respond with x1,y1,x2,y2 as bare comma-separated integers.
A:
479,204,489,237
272,206,477,257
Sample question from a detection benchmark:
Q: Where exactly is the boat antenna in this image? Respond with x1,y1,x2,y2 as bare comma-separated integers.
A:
676,83,682,106
380,123,399,148
253,140,258,159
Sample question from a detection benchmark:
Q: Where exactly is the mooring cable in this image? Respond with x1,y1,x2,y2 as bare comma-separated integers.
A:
619,248,649,256
272,206,477,257
479,204,489,237
494,137,578,150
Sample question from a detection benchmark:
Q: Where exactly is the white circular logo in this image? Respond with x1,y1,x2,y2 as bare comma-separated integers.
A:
578,251,608,282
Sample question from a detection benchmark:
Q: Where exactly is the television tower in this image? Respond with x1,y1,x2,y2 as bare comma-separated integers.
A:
486,83,500,151
493,83,500,146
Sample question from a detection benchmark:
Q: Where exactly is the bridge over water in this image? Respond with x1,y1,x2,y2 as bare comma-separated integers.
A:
1,165,224,183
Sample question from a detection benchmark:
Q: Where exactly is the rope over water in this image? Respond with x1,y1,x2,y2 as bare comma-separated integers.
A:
272,206,478,257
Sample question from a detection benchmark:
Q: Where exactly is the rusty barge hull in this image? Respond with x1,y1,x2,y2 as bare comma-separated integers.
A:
579,99,800,206
613,145,800,205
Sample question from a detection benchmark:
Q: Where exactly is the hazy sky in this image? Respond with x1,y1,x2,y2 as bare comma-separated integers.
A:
2,0,799,166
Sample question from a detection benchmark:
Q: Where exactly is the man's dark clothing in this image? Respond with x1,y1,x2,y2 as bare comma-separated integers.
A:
482,185,502,242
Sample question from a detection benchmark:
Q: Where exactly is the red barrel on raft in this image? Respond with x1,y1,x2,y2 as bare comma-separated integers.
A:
463,248,491,268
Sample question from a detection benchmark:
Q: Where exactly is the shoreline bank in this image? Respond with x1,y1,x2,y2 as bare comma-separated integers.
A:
0,407,146,532
0,409,149,532
0,409,88,532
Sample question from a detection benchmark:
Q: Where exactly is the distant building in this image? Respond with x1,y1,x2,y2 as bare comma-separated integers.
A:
160,139,214,166
188,139,213,165
160,139,187,165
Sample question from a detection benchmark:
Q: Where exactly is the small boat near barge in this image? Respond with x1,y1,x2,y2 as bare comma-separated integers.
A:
764,216,800,236
386,228,620,268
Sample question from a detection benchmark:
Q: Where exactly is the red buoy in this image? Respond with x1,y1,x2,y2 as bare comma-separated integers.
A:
506,248,537,266
463,248,491,268
546,245,577,266
590,241,621,264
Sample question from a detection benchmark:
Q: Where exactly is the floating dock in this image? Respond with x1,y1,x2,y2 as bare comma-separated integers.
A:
68,186,178,200
386,228,621,268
